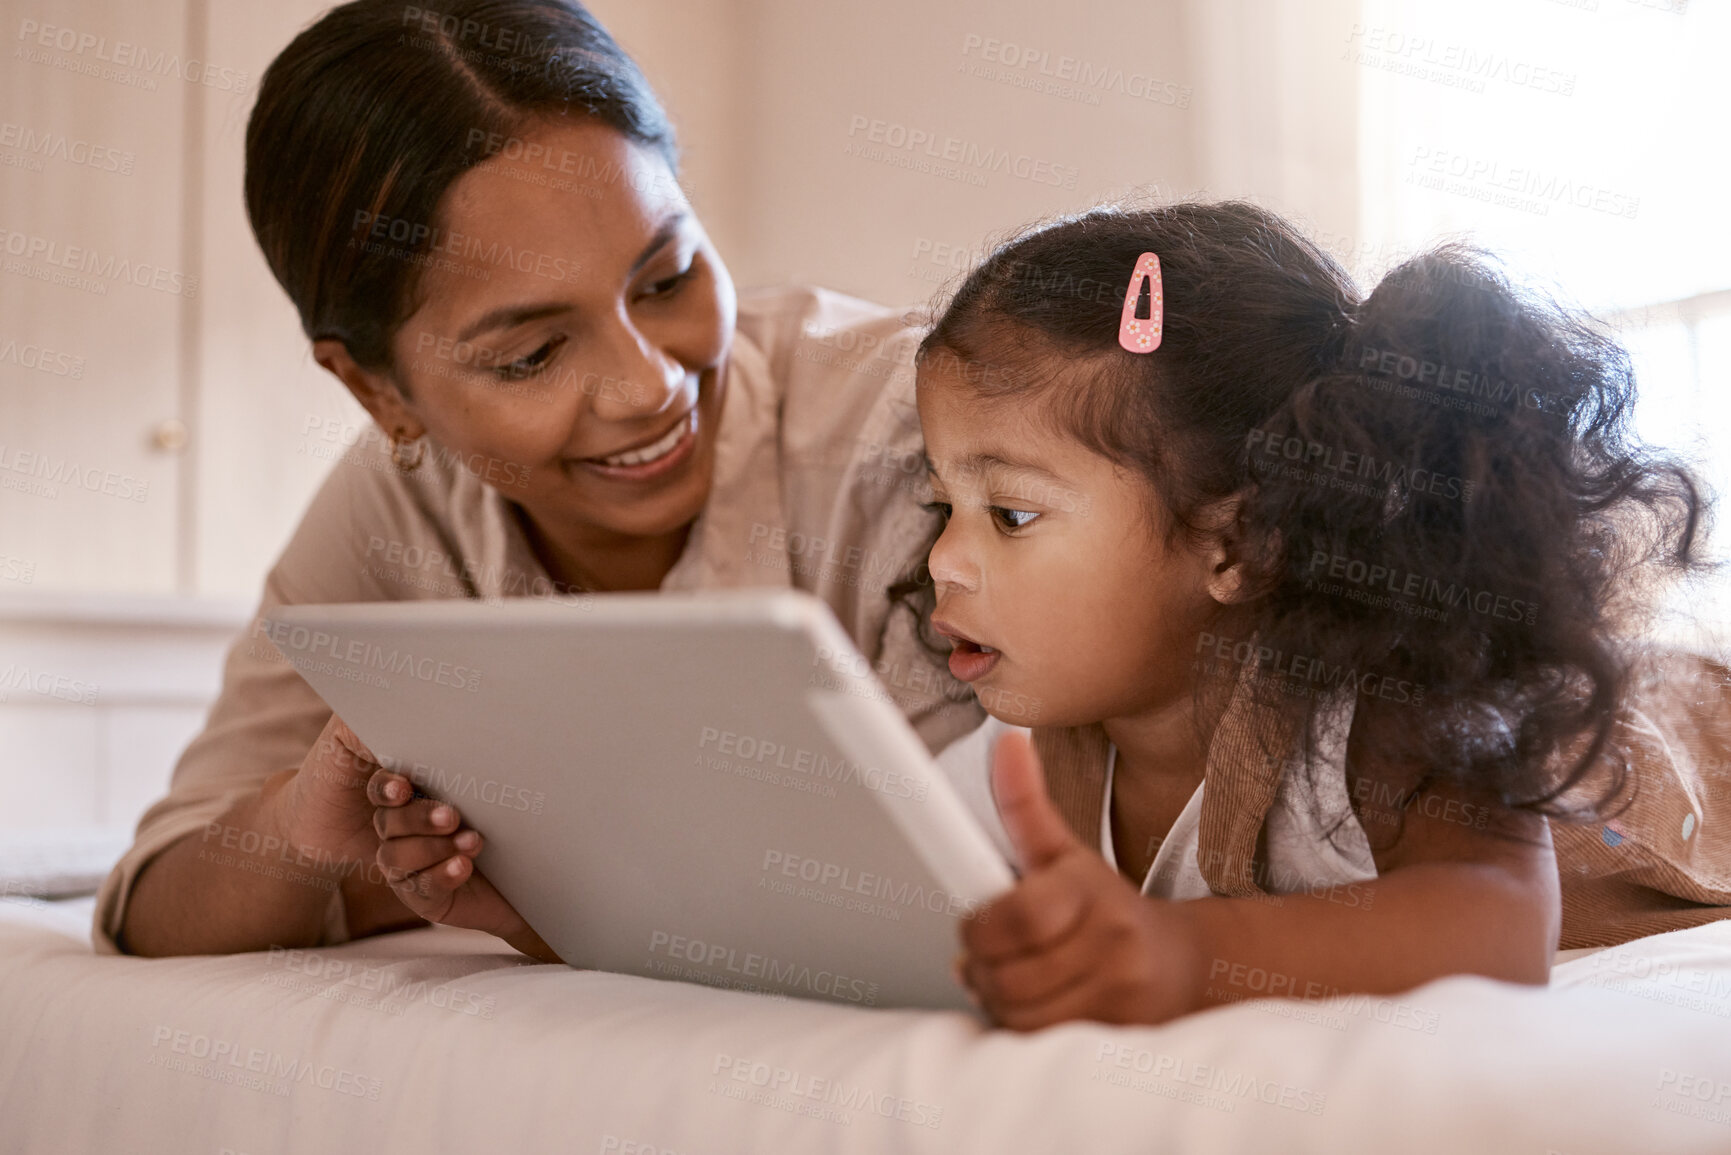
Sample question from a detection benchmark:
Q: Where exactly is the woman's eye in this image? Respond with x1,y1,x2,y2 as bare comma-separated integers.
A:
496,337,562,379
989,506,1039,531
644,265,697,299
919,500,953,522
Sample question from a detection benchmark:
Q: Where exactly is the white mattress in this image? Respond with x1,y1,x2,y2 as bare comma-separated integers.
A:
0,827,134,900
2,896,1729,1154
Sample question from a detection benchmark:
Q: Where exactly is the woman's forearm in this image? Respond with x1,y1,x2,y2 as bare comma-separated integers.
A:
121,777,331,956
1175,863,1558,1011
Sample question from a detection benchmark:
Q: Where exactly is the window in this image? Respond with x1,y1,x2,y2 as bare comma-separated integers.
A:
1352,0,1731,635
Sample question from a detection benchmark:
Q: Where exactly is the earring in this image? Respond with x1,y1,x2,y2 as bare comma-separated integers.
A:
390,428,425,471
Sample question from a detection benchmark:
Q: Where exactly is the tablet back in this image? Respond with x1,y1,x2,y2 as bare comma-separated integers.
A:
267,590,1012,1011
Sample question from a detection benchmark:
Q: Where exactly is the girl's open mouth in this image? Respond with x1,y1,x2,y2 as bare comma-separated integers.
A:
932,619,1001,682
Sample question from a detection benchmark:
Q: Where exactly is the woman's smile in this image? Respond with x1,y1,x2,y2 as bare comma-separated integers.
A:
570,406,699,482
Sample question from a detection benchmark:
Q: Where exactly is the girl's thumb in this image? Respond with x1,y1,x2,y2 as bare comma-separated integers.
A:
989,729,1079,871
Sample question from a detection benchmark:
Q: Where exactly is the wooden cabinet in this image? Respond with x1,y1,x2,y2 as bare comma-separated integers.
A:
1,0,365,600
1,0,193,593
0,0,355,834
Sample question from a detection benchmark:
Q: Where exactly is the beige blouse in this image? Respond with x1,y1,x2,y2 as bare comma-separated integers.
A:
94,285,984,952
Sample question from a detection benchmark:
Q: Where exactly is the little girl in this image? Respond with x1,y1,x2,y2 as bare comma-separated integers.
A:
911,201,1731,1030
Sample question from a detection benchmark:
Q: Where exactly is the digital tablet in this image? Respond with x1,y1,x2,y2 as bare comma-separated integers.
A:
264,589,1014,1012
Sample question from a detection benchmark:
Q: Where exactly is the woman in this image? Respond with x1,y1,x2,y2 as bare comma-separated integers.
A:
99,0,982,958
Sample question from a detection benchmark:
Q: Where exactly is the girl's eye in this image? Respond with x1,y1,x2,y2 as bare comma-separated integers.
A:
919,500,952,522
496,336,563,379
989,506,1039,531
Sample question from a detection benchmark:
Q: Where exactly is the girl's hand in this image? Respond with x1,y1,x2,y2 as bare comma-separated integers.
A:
957,731,1204,1030
368,764,562,963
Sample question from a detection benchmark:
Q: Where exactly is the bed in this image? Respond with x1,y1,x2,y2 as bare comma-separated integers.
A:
2,893,1728,1154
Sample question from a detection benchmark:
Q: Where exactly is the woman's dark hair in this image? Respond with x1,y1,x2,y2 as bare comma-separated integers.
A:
903,200,1709,820
245,0,676,369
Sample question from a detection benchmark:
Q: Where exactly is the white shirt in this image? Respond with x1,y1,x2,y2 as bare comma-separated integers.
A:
936,705,1379,899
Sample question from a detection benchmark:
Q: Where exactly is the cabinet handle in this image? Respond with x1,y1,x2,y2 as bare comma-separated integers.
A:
151,419,189,454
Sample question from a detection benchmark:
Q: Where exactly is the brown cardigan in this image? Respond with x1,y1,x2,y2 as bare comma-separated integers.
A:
1032,651,1731,949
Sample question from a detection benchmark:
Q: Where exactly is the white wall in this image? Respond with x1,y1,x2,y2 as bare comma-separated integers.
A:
595,0,1359,309
0,595,243,831
191,0,374,597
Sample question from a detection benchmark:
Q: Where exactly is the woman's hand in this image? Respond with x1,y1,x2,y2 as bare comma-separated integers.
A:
264,714,394,877
369,764,562,963
123,713,402,957
956,731,1204,1030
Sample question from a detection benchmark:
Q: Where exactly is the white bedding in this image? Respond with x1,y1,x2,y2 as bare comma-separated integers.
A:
2,896,1728,1154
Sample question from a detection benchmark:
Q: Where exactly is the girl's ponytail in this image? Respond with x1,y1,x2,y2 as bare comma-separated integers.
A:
1246,245,1706,811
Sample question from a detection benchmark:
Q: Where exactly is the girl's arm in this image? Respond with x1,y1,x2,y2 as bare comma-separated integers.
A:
956,731,1559,1030
1182,783,1559,1008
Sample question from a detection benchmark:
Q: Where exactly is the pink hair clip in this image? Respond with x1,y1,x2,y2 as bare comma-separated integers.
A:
1117,252,1163,354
